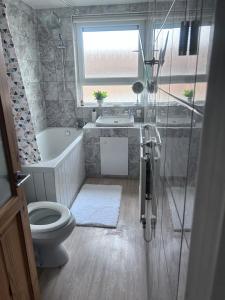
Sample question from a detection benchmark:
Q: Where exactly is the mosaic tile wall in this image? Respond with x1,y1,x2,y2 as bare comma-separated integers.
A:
0,0,41,164
5,0,47,133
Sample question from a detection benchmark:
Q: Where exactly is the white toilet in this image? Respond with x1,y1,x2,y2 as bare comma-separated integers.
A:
28,201,75,268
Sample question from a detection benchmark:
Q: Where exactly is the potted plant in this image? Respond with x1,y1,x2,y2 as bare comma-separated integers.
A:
183,89,194,103
93,90,108,107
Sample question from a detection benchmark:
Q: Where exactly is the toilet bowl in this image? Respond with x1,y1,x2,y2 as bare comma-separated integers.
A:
28,201,75,268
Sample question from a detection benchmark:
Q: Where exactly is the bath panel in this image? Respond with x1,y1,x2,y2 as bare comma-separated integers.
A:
22,128,86,208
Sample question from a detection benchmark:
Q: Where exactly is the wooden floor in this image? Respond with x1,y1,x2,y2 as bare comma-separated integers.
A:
39,178,189,300
39,178,148,300
145,181,190,300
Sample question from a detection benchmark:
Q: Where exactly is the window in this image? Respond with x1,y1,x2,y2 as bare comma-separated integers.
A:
154,25,211,102
75,21,145,105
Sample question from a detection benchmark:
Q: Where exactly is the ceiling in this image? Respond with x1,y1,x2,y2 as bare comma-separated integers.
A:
22,0,150,9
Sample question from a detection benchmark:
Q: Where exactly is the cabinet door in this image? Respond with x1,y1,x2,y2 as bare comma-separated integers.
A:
100,137,128,176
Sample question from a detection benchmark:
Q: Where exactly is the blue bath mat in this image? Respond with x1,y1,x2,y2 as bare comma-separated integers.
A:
71,184,122,228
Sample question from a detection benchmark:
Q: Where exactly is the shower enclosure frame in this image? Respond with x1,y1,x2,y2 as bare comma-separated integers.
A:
185,0,225,299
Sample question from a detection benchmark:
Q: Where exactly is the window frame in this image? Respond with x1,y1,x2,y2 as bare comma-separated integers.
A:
74,18,146,106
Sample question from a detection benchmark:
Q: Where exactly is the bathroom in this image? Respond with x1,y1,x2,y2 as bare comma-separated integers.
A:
0,0,224,299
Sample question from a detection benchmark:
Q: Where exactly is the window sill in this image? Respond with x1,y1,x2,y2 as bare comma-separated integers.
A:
77,102,143,108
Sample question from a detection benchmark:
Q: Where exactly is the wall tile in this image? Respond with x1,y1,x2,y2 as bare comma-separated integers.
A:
59,101,76,127
43,82,59,100
39,40,55,61
55,60,75,82
25,82,44,104
1,2,42,163
45,100,61,126
46,100,78,127
41,60,57,81
129,162,140,178
100,128,128,137
100,128,114,137
84,143,100,164
129,144,140,163
128,128,141,144
86,163,100,177
83,128,100,142
36,4,147,126
50,17,73,41
5,0,47,133
57,81,76,101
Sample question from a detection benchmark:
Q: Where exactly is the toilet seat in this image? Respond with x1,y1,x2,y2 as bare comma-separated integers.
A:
28,202,71,233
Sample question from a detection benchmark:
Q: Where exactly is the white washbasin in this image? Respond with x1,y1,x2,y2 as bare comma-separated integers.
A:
96,115,134,127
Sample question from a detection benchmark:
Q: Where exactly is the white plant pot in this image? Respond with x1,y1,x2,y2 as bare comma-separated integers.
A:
97,100,103,107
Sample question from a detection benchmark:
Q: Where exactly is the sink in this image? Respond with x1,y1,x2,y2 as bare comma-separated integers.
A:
96,115,134,127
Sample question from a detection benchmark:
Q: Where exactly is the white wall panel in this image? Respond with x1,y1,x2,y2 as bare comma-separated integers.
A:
100,137,128,176
23,137,86,208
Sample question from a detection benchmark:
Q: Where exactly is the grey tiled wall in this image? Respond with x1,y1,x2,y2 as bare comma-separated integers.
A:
158,126,201,185
5,0,47,133
36,7,79,127
37,1,203,128
5,0,207,131
36,3,149,127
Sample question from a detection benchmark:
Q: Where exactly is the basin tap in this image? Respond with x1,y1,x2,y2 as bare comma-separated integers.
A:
125,109,132,118
102,110,108,117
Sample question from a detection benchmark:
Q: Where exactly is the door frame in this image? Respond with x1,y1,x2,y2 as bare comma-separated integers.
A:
0,35,40,299
185,0,225,299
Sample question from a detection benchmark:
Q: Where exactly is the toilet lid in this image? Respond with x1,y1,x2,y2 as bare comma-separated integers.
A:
28,202,71,233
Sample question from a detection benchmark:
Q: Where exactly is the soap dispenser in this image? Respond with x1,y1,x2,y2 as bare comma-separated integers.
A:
92,109,97,123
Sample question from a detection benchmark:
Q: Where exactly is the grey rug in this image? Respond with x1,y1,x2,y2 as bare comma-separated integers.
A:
71,184,122,228
167,186,195,231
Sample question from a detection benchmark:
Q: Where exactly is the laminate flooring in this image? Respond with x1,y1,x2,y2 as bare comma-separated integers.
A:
39,177,189,300
39,178,148,300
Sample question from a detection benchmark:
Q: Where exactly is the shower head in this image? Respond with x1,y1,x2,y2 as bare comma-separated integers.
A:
45,12,61,30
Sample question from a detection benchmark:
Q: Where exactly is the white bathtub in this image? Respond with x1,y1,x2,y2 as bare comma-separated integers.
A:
22,127,86,208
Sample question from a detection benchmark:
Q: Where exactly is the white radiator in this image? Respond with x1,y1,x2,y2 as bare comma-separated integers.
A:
139,143,147,222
